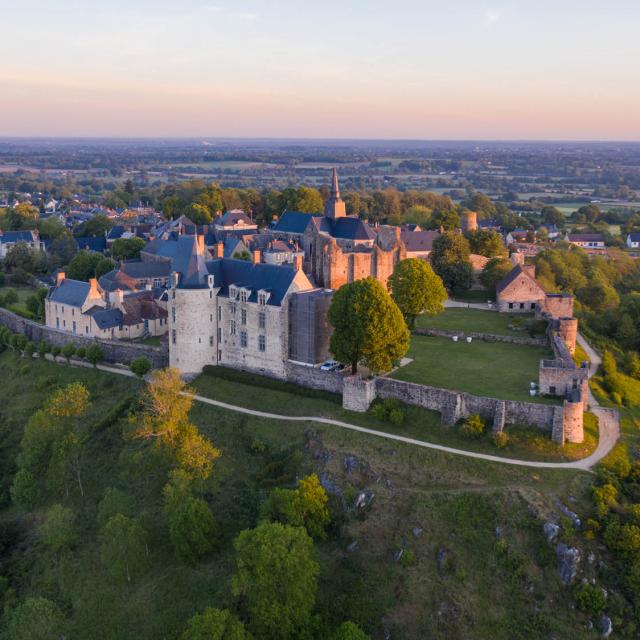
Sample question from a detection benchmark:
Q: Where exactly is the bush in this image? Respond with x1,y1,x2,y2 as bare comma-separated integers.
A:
368,398,406,426
75,346,86,360
493,431,509,448
130,356,151,378
1,289,18,306
61,343,76,363
400,548,416,567
575,583,606,614
86,344,104,367
51,346,61,359
460,414,486,438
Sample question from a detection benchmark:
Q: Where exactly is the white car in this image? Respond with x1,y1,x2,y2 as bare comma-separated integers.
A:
320,359,340,371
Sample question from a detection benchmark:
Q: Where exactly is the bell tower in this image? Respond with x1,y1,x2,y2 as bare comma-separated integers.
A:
324,167,346,219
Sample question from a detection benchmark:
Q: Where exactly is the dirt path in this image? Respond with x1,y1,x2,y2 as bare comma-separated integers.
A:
47,337,619,472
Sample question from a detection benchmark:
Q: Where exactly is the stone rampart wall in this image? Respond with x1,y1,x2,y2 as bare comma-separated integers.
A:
0,307,168,367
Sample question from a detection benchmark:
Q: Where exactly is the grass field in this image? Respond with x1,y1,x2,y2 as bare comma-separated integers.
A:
416,308,531,336
449,289,493,303
390,335,556,403
0,350,599,640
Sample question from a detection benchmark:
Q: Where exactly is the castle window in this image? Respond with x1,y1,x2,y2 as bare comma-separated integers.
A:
240,331,247,348
240,289,248,303
258,291,267,305
519,303,525,309
258,335,266,352
230,321,236,336
218,307,221,321
230,303,236,315
172,330,176,344
217,327,221,341
172,307,176,323
209,336,214,347
229,285,237,299
259,311,266,329
153,278,161,288
508,303,514,309
241,309,247,325
209,291,213,299
210,314,213,322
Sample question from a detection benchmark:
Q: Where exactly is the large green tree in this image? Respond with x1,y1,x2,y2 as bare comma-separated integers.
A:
6,597,66,640
430,232,474,293
100,513,147,582
231,522,319,640
66,250,115,281
328,278,409,374
111,237,146,261
388,258,447,328
480,257,513,293
466,229,506,258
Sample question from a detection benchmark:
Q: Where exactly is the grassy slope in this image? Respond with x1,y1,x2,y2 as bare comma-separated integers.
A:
390,335,556,404
415,308,531,336
0,351,600,640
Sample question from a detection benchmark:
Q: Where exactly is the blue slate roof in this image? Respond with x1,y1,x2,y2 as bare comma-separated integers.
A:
628,233,640,242
172,235,209,287
48,279,90,306
106,225,125,240
272,211,320,234
88,307,123,329
329,217,376,241
0,230,37,244
75,236,107,253
205,259,298,306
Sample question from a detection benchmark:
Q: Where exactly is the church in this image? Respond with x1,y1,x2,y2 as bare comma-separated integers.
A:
269,169,406,289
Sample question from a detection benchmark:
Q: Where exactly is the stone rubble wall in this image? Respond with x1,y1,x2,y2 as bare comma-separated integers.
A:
0,307,168,368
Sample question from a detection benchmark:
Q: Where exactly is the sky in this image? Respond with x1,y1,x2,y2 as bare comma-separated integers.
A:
1,0,639,140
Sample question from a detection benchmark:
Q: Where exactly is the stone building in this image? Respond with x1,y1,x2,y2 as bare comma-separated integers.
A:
270,168,405,289
496,264,547,313
167,234,328,377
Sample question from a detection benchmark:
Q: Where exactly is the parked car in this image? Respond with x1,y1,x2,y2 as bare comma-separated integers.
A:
320,359,340,371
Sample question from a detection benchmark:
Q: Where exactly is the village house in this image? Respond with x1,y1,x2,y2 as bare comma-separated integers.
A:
627,232,640,249
45,272,168,340
565,232,605,249
214,209,258,232
0,229,43,259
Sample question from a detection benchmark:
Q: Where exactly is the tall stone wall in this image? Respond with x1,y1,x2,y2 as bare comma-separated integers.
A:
414,327,548,347
0,307,168,367
285,362,344,394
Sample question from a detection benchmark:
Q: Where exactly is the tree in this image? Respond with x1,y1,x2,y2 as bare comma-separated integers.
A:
181,607,252,640
185,202,213,225
328,278,409,375
111,237,146,261
6,203,40,229
541,206,564,227
86,344,104,367
3,242,44,274
461,192,496,217
466,229,506,258
47,382,89,418
427,209,460,230
100,514,147,582
430,233,474,293
73,213,114,238
130,356,152,378
330,621,371,640
46,232,77,270
61,342,76,363
388,258,447,328
97,487,134,528
261,474,330,539
6,597,66,640
67,250,115,281
39,504,77,554
164,470,219,564
480,257,513,292
231,522,319,640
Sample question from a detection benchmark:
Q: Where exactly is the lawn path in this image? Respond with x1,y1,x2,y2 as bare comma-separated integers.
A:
45,339,619,472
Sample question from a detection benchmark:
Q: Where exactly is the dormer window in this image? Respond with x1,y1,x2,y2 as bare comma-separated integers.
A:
229,285,238,300
258,291,269,306
240,289,248,303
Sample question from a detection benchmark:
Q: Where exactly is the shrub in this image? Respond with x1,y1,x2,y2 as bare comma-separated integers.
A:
575,583,606,614
368,398,406,426
461,414,486,437
400,548,416,567
86,344,104,367
599,442,631,480
75,346,86,360
51,346,61,359
24,341,36,358
493,431,509,448
130,356,151,378
611,391,623,406
61,343,76,363
1,289,18,306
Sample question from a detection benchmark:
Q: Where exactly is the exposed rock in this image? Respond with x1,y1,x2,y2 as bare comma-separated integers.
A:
412,527,423,538
598,614,613,638
346,540,358,553
588,552,596,565
319,472,342,496
437,547,450,571
344,454,359,475
495,526,504,539
556,543,581,584
557,502,581,528
394,548,404,562
353,490,374,509
544,522,560,543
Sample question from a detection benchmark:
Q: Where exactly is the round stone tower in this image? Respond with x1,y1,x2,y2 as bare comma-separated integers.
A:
461,211,478,233
557,317,578,355
563,395,584,443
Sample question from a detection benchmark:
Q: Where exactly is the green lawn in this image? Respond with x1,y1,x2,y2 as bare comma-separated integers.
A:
416,308,532,336
390,335,556,403
449,289,492,303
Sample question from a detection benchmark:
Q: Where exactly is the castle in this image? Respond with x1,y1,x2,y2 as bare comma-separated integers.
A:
270,168,406,289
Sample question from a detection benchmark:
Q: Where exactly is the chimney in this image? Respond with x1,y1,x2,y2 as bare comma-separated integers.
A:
196,234,204,254
293,254,303,271
109,289,124,307
89,278,99,294
56,271,66,286
252,249,261,265
510,251,525,266
216,241,224,259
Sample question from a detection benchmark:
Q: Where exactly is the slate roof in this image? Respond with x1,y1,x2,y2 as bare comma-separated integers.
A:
628,233,640,242
328,217,376,241
568,233,605,243
106,225,126,241
119,260,172,278
121,291,168,324
496,264,540,294
0,230,38,244
401,229,438,252
48,279,90,306
217,209,254,226
205,259,298,306
75,236,107,253
172,235,209,287
271,211,320,234
89,307,123,329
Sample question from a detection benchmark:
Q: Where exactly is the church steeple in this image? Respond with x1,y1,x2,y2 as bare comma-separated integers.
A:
324,167,346,219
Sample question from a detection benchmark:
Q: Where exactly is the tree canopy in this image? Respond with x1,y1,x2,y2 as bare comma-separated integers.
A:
430,232,474,293
328,277,409,374
388,258,447,328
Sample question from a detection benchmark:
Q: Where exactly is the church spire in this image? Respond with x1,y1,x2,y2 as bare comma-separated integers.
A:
324,167,346,219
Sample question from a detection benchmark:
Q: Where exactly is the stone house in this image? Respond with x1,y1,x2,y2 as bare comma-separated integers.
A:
168,234,327,377
495,264,546,313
